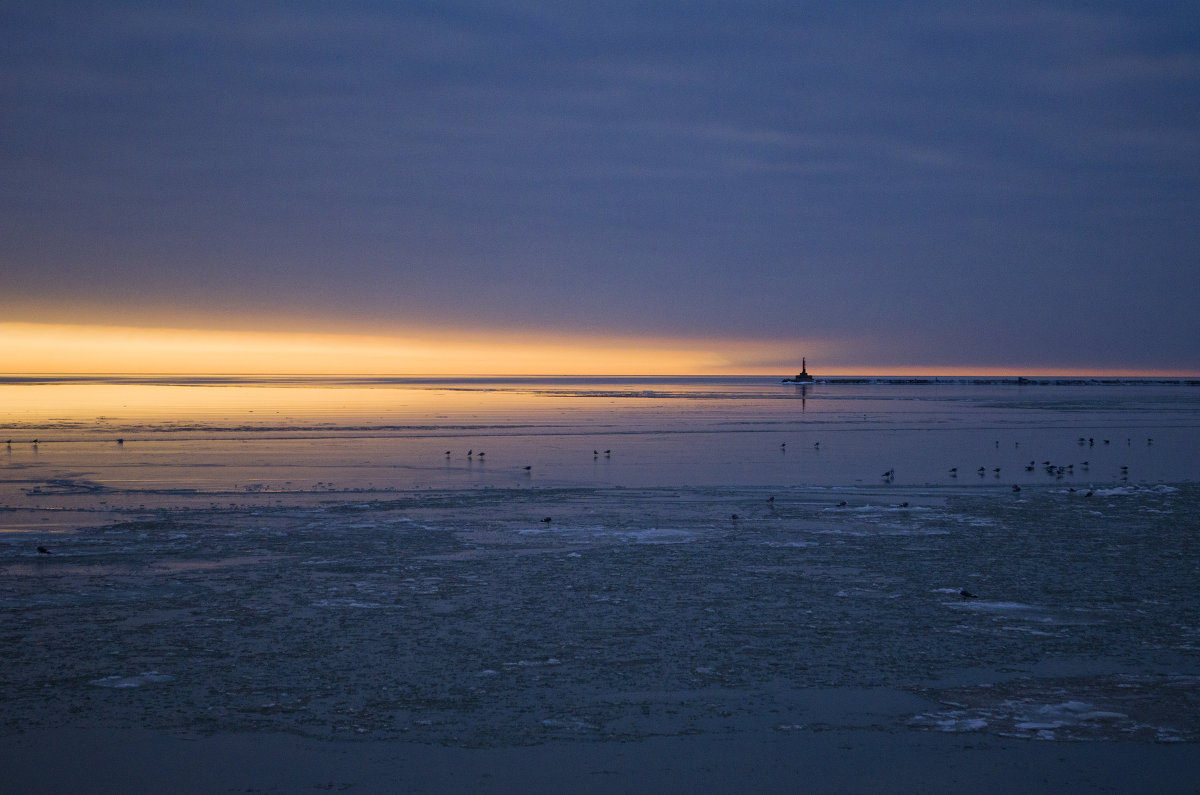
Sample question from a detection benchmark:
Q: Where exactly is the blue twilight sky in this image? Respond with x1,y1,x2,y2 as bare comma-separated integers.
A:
1,1,1198,372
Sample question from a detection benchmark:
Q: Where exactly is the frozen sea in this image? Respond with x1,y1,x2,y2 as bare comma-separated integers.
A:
2,375,1200,777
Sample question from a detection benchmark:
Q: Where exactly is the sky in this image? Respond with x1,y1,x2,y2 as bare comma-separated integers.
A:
2,1,1198,375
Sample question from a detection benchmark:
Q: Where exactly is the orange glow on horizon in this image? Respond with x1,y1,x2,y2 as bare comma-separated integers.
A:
0,323,1193,378
0,322,806,376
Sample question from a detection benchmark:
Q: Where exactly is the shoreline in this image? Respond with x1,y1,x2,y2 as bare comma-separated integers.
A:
3,726,1198,794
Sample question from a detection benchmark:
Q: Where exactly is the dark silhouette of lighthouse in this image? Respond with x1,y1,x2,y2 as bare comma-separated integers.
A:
785,358,814,383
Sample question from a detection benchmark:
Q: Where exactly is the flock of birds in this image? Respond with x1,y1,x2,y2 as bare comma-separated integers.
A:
875,435,1152,491
19,434,1157,562
439,447,616,473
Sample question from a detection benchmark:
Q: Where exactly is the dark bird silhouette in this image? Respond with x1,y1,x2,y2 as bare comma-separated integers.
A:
959,589,978,599
116,438,124,445
523,465,532,471
731,513,739,520
540,517,551,523
37,546,51,555
1012,484,1021,492
837,501,847,507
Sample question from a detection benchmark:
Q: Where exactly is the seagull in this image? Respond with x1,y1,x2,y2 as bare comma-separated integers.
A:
1012,484,1021,492
540,517,551,523
959,589,978,599
37,546,51,555
523,465,532,471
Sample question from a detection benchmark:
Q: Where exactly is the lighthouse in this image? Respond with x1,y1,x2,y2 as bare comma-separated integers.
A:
784,358,815,384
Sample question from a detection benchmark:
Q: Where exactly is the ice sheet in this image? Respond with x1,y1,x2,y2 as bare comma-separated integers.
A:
2,377,1199,747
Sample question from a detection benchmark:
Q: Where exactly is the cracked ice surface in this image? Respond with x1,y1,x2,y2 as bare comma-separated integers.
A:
2,483,1198,746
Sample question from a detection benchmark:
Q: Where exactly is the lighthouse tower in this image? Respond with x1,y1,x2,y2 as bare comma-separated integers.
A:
791,358,814,383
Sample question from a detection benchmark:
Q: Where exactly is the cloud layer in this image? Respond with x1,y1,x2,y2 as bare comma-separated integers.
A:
2,2,1197,371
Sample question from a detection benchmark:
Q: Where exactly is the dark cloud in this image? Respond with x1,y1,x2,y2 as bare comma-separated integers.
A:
2,1,1197,370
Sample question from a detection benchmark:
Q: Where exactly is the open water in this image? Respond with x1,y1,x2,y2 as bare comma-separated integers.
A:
2,376,1199,747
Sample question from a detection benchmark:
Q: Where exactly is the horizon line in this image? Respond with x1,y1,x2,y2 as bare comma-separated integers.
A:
3,370,1199,381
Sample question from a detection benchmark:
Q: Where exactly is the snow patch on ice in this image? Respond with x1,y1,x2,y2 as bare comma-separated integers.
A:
90,671,174,688
1092,484,1178,497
